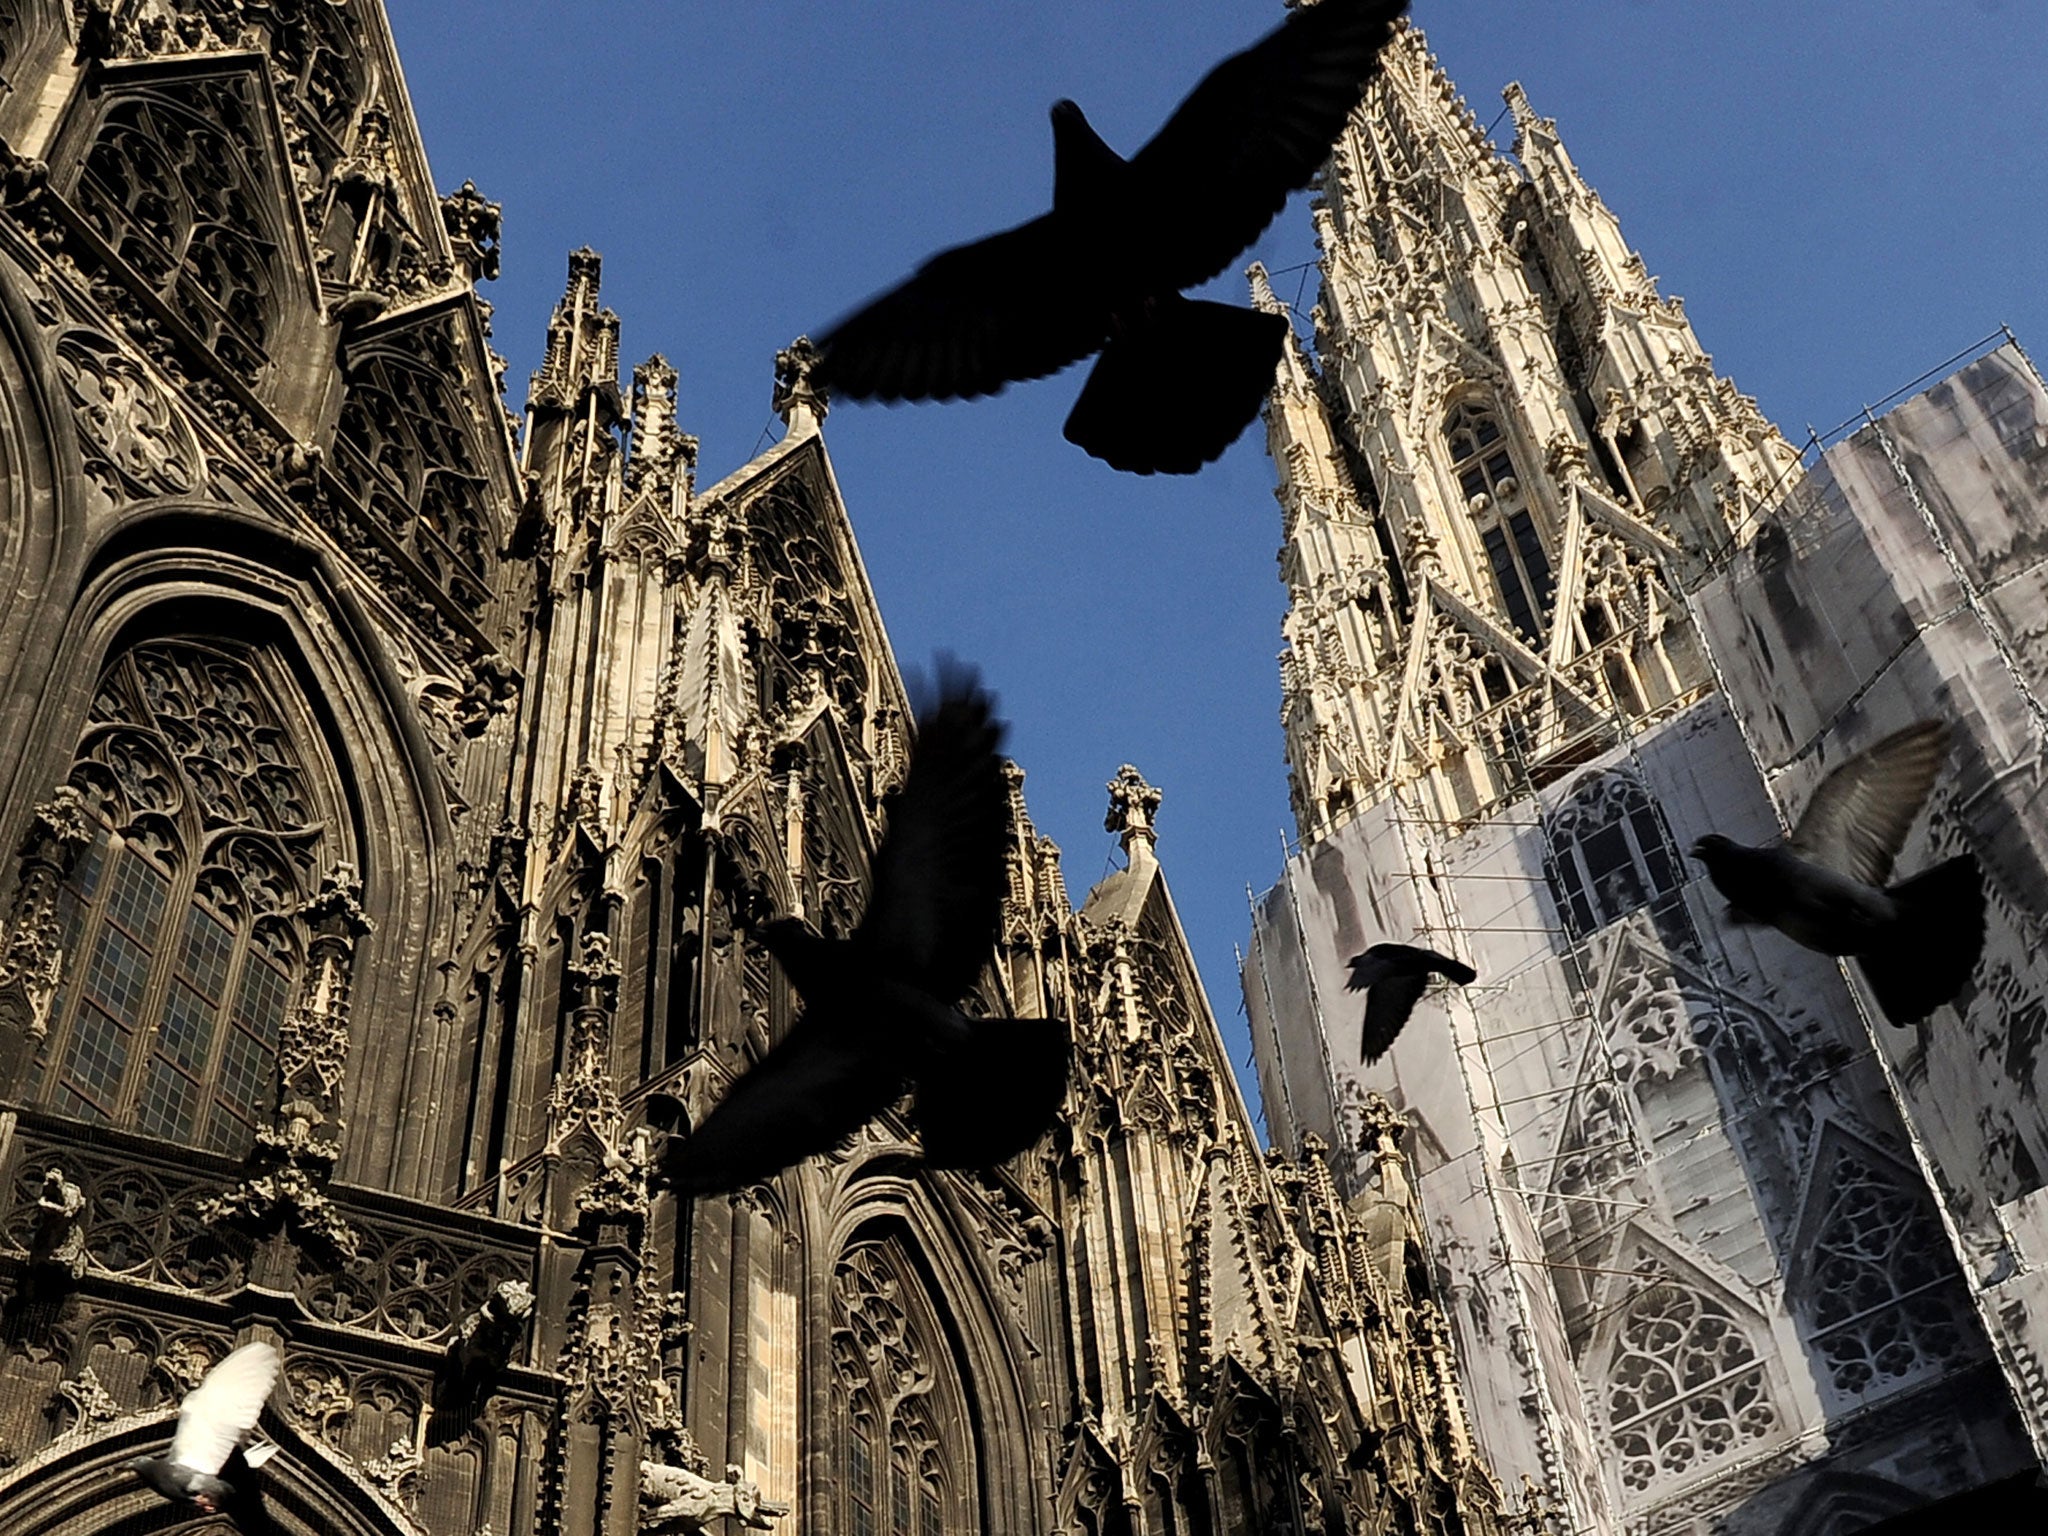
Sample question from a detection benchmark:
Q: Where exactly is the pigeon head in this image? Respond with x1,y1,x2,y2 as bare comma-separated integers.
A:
1689,834,1739,868
122,1455,191,1503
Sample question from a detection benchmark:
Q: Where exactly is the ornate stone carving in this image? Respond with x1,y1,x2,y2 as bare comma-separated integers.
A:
201,863,369,1263
28,1168,86,1279
51,1367,120,1432
0,788,94,1065
640,1460,787,1534
458,653,522,737
453,1278,535,1378
363,1436,424,1505
770,336,825,431
441,179,502,285
53,329,204,511
1104,765,1162,852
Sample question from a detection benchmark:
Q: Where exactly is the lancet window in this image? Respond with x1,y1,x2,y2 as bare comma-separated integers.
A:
66,76,284,387
832,1234,972,1536
747,482,869,722
34,640,337,1154
1544,771,1683,943
1803,1148,1973,1402
1446,400,1552,642
1604,1273,1778,1493
332,326,496,616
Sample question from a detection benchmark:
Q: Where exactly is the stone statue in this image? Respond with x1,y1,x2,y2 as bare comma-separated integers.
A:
453,1279,535,1379
30,1166,85,1278
639,1459,787,1534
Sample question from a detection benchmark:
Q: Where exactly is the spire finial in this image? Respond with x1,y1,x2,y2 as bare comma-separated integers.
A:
1105,765,1163,858
1247,261,1285,316
773,336,829,435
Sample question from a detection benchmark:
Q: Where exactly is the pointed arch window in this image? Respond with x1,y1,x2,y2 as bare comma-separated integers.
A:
832,1234,974,1536
35,640,340,1153
1605,1271,1778,1492
65,75,286,387
1803,1147,1974,1402
1543,771,1684,944
1446,400,1553,643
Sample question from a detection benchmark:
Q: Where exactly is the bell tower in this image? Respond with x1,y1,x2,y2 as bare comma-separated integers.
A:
1245,22,2035,1536
1262,25,1801,839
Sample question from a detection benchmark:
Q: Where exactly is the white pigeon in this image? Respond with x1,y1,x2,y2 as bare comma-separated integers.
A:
123,1340,281,1513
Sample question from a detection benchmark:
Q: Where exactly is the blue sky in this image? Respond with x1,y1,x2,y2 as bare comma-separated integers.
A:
388,1,2048,1134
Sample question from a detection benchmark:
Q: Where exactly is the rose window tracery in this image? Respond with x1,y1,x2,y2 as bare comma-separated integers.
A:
1605,1272,1777,1492
67,76,285,386
36,641,338,1152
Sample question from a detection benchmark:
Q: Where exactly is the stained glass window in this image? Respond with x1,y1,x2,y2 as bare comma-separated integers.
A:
35,641,333,1152
833,1235,968,1536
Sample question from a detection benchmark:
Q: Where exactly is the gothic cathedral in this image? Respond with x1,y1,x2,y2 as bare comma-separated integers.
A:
0,4,1518,1536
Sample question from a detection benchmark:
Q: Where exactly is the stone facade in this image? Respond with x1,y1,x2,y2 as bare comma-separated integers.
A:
1243,24,2041,1536
0,4,1515,1534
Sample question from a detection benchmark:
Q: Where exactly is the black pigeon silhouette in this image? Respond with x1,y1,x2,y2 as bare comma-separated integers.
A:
124,1341,280,1514
1346,943,1476,1063
811,0,1410,475
661,665,1069,1196
1690,719,1985,1025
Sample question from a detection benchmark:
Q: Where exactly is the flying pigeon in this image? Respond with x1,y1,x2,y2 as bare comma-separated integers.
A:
660,665,1069,1196
1345,943,1477,1063
124,1340,281,1514
1689,719,1985,1025
810,0,1410,475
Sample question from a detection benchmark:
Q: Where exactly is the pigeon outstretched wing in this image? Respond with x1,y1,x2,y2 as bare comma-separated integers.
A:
169,1342,279,1478
858,664,1010,1007
1788,720,1950,887
812,0,1406,427
662,1015,905,1197
1357,971,1429,1063
914,1013,1071,1170
815,216,1104,403
1346,943,1476,1064
1131,0,1409,293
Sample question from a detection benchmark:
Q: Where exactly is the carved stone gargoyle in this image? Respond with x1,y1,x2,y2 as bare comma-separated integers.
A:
639,1459,788,1535
432,1278,535,1441
29,1167,85,1279
453,1279,535,1380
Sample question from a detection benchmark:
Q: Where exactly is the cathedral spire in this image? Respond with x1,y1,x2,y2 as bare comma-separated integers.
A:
1266,21,1802,833
1105,764,1162,870
530,247,622,414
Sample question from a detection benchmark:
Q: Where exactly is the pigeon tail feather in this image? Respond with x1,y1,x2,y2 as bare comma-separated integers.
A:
1857,854,1986,1024
913,1015,1070,1170
1063,298,1288,474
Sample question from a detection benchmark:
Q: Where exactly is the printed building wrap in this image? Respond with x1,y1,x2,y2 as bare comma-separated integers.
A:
0,3,1519,1534
1242,21,2046,1536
